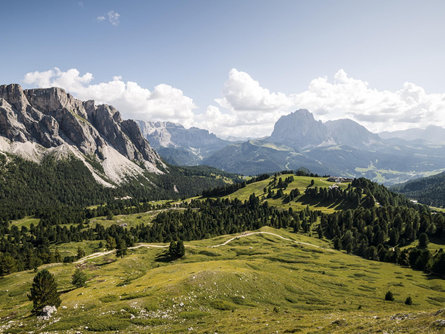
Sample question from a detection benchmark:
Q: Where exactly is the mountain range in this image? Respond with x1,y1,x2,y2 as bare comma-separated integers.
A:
139,109,445,185
0,84,239,218
2,83,444,190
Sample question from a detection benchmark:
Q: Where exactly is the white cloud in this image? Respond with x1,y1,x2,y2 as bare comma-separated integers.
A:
291,69,445,133
96,10,120,26
23,68,197,126
209,68,445,137
22,67,445,139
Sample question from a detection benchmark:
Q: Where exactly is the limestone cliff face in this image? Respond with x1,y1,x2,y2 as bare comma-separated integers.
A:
0,84,165,186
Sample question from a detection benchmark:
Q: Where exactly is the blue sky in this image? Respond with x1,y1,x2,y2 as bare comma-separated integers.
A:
2,0,445,137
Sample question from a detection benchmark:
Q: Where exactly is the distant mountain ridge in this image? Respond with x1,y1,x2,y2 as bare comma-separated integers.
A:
138,108,445,184
380,125,445,145
137,120,231,165
202,110,445,184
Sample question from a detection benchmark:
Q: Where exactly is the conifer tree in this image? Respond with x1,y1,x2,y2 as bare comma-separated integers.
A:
72,268,87,288
28,269,61,315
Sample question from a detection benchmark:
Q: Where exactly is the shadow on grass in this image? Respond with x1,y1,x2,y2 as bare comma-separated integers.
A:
155,251,175,263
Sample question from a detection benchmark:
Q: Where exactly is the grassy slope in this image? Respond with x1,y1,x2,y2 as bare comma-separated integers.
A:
223,175,350,214
1,227,444,333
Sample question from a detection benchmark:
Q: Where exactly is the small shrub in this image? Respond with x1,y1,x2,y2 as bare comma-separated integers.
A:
385,291,394,301
87,317,129,331
178,311,209,319
210,299,236,311
99,294,118,303
405,296,413,305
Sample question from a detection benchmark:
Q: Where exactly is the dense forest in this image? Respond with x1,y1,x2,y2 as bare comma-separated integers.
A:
0,153,240,221
392,171,445,207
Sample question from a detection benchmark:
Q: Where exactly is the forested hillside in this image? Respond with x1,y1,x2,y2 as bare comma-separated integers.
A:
1,172,444,278
0,153,240,221
392,171,445,207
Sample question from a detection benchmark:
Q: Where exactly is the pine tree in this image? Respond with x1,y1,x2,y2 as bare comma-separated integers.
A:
418,233,429,249
116,239,127,258
176,240,185,258
72,268,87,288
106,236,116,250
405,296,412,305
28,269,61,315
76,247,85,260
385,291,394,301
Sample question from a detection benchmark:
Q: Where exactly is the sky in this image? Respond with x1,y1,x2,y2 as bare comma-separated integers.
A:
1,0,445,138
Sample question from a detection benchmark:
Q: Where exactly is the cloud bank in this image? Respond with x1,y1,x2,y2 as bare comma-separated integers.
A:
23,68,197,126
23,67,445,138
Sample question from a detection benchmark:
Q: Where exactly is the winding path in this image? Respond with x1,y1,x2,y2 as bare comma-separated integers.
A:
210,231,330,250
76,231,330,263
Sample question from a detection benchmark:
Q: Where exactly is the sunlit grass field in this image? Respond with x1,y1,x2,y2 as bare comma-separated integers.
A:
1,226,444,333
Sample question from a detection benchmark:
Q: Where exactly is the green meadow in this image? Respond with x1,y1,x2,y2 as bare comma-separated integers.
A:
1,226,444,333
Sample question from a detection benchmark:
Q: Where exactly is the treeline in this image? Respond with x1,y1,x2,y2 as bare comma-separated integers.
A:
202,174,269,197
303,186,363,208
351,178,414,208
319,205,445,276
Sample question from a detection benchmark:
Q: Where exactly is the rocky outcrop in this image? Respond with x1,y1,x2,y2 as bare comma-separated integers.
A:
37,305,57,321
0,84,165,185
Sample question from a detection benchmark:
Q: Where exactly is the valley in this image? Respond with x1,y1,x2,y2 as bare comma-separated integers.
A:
1,174,444,333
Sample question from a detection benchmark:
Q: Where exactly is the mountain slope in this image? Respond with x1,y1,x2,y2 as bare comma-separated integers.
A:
0,84,164,186
0,84,241,219
137,120,230,165
392,171,445,207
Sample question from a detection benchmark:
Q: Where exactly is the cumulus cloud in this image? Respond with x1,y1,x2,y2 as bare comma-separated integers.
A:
22,67,445,139
208,68,445,137
97,10,120,26
291,69,445,133
23,68,197,126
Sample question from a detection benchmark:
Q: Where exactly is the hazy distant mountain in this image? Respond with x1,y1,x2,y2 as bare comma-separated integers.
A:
268,109,382,149
137,121,231,165
380,125,445,144
268,109,326,148
325,118,381,148
203,109,445,184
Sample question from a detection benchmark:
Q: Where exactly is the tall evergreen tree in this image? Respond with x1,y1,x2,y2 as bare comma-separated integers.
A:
28,269,61,315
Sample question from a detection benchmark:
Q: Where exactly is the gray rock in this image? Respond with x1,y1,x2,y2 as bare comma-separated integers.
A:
37,305,57,320
0,84,164,184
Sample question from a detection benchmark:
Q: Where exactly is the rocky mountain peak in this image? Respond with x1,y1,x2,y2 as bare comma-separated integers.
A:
269,109,326,148
0,84,164,186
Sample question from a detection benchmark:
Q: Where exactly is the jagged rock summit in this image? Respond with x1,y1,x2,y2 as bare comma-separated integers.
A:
0,84,164,186
269,109,381,149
